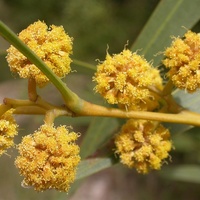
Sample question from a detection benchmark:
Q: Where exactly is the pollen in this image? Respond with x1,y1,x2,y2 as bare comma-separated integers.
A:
6,20,73,87
15,124,80,192
163,30,200,92
114,119,172,174
93,49,163,111
0,108,18,155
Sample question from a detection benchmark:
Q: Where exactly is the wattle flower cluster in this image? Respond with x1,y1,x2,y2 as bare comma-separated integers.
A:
15,124,80,191
0,108,18,155
163,30,200,92
93,49,163,111
114,119,172,174
6,20,73,87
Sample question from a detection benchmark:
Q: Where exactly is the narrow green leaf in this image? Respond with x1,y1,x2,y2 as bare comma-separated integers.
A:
160,165,200,184
80,117,119,158
165,90,200,134
131,0,200,66
76,157,117,180
69,156,118,196
173,90,200,113
72,59,96,75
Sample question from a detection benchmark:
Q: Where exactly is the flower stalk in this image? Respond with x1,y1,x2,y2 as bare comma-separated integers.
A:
77,101,200,126
3,95,200,126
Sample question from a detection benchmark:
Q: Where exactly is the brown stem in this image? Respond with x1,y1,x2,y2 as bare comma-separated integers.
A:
28,78,38,102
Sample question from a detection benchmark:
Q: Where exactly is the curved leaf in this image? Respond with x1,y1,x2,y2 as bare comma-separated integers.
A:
160,165,200,184
72,59,96,75
80,117,119,158
131,0,200,66
173,90,200,112
76,157,117,180
165,90,200,134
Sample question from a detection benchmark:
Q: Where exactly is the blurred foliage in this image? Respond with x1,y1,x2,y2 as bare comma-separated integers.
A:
1,0,200,200
1,0,159,61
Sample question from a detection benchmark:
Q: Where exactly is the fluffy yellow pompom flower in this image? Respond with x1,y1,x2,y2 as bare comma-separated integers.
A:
15,124,80,192
93,49,163,111
0,108,18,155
163,30,200,92
7,20,73,87
114,119,172,174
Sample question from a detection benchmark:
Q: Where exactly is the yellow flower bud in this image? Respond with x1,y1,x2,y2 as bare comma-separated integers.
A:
114,119,172,174
6,20,73,87
0,108,18,155
15,124,80,191
163,30,200,92
93,49,163,111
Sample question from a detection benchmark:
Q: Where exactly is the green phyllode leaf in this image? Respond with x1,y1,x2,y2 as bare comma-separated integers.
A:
131,0,200,66
160,165,200,184
167,90,200,134
76,157,118,180
80,117,119,159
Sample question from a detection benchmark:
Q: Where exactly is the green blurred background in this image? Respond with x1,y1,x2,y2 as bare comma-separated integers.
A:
1,0,200,200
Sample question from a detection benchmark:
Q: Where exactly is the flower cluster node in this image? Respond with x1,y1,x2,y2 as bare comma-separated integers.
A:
114,119,172,174
93,49,163,111
15,124,80,192
0,108,18,156
163,30,200,92
6,20,73,87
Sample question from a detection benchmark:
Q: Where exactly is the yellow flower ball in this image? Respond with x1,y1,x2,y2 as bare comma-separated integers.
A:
15,124,80,192
0,108,18,155
163,30,200,92
7,20,73,87
114,119,172,174
93,49,163,111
